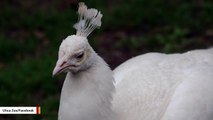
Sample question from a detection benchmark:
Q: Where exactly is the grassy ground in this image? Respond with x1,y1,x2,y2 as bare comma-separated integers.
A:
0,0,213,119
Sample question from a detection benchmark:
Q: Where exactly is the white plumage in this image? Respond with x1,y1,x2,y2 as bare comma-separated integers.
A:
53,3,213,120
113,49,213,120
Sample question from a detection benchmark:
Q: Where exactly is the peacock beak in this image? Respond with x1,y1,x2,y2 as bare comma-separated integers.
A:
52,59,68,76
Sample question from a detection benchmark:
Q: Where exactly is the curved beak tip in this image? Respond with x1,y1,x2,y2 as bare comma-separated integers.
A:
52,66,61,77
52,67,59,77
52,60,69,77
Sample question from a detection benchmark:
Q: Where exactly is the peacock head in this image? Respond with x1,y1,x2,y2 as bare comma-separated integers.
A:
53,2,102,76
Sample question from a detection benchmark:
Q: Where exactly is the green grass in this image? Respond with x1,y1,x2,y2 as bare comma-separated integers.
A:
0,0,212,119
0,56,59,119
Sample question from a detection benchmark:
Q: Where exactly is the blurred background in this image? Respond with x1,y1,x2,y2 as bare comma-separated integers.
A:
0,0,212,119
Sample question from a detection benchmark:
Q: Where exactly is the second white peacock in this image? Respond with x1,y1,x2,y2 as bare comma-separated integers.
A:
53,2,213,120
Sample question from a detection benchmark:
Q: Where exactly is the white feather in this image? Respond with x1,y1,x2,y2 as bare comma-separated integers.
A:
113,48,213,120
73,2,102,37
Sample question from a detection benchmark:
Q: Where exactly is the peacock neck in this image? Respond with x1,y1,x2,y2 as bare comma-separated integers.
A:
58,54,115,120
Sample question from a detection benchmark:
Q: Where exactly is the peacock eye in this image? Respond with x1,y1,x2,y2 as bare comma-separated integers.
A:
75,52,84,59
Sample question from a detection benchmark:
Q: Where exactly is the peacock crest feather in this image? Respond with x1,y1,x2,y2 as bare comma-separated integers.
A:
73,2,103,37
